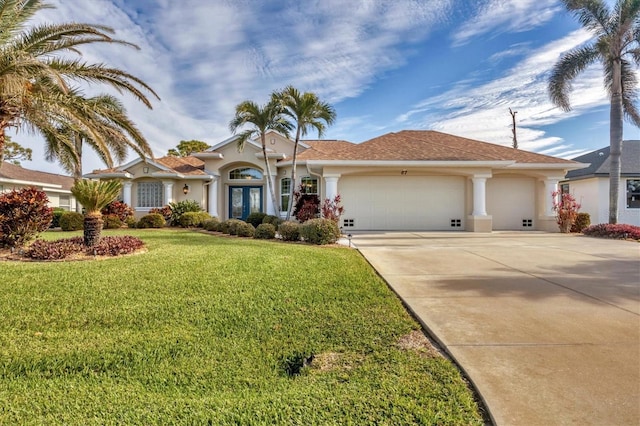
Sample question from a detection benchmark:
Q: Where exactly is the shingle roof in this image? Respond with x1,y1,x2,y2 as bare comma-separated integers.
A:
298,130,576,164
0,162,74,190
565,140,640,179
155,156,206,175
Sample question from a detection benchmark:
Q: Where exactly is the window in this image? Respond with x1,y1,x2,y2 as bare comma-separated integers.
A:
627,179,640,209
59,195,71,211
280,178,291,211
560,183,569,194
229,168,263,180
300,177,318,194
137,181,163,208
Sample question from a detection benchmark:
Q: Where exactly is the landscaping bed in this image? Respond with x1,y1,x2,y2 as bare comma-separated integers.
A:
0,229,483,424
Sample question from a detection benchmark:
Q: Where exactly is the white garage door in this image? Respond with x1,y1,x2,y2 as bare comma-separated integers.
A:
487,176,536,230
339,175,465,231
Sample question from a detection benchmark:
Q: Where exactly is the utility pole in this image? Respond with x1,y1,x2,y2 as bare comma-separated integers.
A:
509,108,518,149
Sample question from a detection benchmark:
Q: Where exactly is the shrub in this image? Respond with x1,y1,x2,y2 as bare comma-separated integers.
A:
293,184,320,222
168,200,202,226
552,191,580,233
246,212,267,227
103,214,123,229
179,211,211,228
0,188,53,248
202,217,221,231
226,219,245,236
278,221,300,242
93,236,145,256
571,212,591,233
137,213,166,228
125,217,137,228
236,222,255,237
50,208,66,228
254,223,276,239
262,214,283,227
101,201,134,222
59,211,84,231
26,237,84,260
321,194,345,223
300,218,341,245
582,223,640,240
150,205,172,222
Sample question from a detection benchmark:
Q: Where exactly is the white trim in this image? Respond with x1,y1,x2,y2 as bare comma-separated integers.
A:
192,152,224,159
305,160,515,167
83,172,133,179
0,178,64,188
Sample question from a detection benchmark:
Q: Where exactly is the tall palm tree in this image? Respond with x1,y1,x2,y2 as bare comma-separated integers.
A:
0,0,159,167
548,0,640,224
272,86,336,220
43,93,152,181
71,179,122,247
229,100,292,216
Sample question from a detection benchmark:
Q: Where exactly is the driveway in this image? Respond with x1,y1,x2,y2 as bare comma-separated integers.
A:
352,232,640,426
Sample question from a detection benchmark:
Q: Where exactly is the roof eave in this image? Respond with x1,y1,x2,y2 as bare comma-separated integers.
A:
192,152,224,160
506,162,588,170
83,172,133,179
0,177,64,189
304,160,516,167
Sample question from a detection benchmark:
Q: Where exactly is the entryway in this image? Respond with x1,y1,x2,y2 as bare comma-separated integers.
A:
229,186,262,220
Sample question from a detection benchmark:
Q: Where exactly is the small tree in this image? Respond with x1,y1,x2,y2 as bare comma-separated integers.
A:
293,183,319,222
552,191,581,233
321,194,344,223
3,137,32,165
167,140,211,157
71,180,122,247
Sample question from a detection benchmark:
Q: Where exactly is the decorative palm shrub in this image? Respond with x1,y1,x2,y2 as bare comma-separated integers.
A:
71,180,122,247
137,213,165,228
299,218,341,245
59,212,84,231
246,212,267,227
278,221,300,241
254,223,276,239
168,200,202,226
0,187,53,248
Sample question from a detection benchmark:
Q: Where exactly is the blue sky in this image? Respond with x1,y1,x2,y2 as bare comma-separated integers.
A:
14,0,639,174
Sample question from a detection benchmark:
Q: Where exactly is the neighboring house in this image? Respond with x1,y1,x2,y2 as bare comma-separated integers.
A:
88,130,585,232
561,140,640,226
0,162,77,211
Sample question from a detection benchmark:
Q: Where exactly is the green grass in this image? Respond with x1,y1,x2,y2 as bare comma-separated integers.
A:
0,229,483,425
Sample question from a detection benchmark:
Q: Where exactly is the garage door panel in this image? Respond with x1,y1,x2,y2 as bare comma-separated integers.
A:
339,176,465,231
487,177,536,230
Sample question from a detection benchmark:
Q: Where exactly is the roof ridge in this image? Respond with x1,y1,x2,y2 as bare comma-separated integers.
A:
396,131,502,161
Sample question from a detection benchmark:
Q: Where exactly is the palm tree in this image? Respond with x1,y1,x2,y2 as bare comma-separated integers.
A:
548,0,640,224
43,93,152,181
272,86,336,220
229,100,292,216
71,179,122,247
0,0,159,167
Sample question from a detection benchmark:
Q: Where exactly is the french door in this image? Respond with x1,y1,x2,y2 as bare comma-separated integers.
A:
229,186,262,220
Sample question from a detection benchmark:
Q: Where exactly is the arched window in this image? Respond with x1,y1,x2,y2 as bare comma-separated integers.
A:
229,167,263,180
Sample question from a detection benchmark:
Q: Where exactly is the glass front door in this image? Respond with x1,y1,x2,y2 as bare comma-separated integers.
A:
229,186,262,220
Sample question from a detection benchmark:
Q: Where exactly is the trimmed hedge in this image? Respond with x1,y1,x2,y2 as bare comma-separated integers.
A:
137,213,166,229
571,212,591,233
179,211,211,228
278,221,300,242
236,222,255,237
246,212,267,227
202,218,221,231
255,223,276,239
103,214,123,229
300,218,341,245
262,214,283,227
50,208,65,228
59,211,84,231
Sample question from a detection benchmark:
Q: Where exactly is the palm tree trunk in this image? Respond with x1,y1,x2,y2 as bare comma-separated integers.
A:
83,213,103,247
260,134,279,216
0,123,7,166
286,127,302,220
609,61,623,224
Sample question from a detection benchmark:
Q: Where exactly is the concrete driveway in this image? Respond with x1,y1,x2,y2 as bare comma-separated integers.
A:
352,232,640,426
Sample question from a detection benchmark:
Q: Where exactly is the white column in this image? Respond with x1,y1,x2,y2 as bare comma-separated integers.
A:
123,181,132,206
545,179,560,216
162,181,174,205
266,173,276,216
324,176,340,200
208,176,219,217
472,177,487,216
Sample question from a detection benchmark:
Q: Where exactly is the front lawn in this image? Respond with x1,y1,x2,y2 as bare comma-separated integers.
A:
0,229,483,424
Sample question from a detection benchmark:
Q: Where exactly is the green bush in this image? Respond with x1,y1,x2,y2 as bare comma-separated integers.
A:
0,188,53,248
254,223,276,239
571,212,591,233
50,208,65,228
262,214,283,227
125,217,137,228
278,221,300,242
202,217,221,231
236,222,255,237
300,218,341,245
246,212,267,227
103,214,123,229
168,200,202,226
179,211,211,228
137,213,166,229
59,211,84,231
226,219,245,236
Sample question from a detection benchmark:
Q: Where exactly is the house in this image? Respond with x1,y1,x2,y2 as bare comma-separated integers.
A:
0,162,78,211
561,140,640,226
87,130,586,232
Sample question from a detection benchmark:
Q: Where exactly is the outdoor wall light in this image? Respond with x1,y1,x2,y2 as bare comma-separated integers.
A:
348,233,352,248
183,184,190,195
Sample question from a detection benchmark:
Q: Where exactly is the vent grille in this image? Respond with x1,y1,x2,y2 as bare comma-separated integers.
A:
450,219,462,228
522,219,533,227
343,218,355,228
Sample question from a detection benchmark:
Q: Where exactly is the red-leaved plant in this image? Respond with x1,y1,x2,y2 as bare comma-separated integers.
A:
0,187,53,248
321,194,345,223
552,191,581,233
